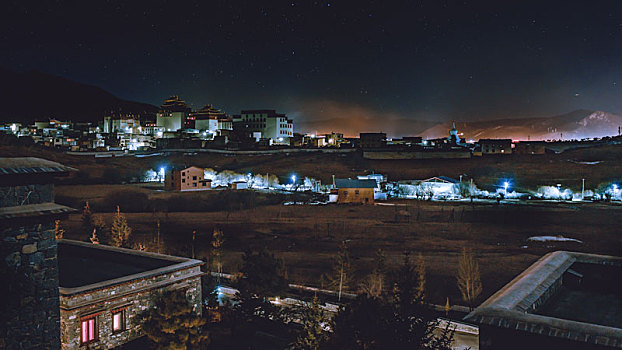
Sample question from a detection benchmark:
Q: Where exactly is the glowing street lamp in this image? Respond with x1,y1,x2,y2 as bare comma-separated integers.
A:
160,167,166,183
503,182,509,196
291,175,297,184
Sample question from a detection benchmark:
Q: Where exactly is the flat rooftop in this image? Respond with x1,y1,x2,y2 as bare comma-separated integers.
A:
465,251,622,348
58,240,202,294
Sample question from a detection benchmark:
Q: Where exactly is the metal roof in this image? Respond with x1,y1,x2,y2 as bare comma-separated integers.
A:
335,178,377,189
421,176,459,184
0,157,77,176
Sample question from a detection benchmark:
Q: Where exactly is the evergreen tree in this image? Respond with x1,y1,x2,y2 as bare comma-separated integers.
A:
81,201,93,231
140,289,210,349
294,297,330,350
111,206,132,248
327,258,455,350
54,220,65,240
415,253,427,301
92,215,108,243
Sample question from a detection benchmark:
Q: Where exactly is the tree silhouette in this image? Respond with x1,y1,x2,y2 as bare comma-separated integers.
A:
111,206,132,248
81,200,93,232
54,220,64,240
457,247,483,309
294,296,330,350
140,289,210,349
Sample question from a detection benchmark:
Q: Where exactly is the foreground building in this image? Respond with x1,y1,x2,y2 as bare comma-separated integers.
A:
465,251,622,349
58,240,203,349
0,157,76,349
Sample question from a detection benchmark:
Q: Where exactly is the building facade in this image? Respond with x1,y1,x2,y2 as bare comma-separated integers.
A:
478,139,513,155
0,157,76,349
359,133,387,149
515,141,547,155
335,179,376,204
165,166,211,191
58,240,203,349
233,110,294,143
156,96,191,132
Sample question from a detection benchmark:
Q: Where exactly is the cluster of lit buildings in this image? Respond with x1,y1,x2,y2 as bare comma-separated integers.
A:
5,101,622,155
1,95,297,151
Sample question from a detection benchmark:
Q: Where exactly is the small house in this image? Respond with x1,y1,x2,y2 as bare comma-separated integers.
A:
335,179,377,204
165,166,211,191
230,181,248,190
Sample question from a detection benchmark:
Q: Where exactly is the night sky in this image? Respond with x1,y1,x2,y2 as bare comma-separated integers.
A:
2,0,622,130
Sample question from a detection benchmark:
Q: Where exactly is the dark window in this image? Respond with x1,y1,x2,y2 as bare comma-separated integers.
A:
182,178,185,183
355,190,360,195
193,176,197,180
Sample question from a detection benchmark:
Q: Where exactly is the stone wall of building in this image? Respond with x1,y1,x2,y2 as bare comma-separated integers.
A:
1,221,61,349
0,183,54,207
59,265,202,349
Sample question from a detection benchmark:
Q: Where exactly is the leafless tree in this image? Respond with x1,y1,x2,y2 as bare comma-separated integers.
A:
457,247,483,309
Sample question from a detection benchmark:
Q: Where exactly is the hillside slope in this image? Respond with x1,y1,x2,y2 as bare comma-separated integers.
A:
0,68,158,123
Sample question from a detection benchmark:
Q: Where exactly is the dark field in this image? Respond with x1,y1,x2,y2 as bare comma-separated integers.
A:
3,143,622,192
4,143,622,305
58,188,622,306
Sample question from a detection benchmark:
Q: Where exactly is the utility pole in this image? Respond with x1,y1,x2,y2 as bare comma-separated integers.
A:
582,178,585,200
191,230,196,259
338,262,344,302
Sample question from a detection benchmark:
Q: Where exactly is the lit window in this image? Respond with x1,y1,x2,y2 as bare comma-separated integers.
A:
112,309,126,333
80,316,98,345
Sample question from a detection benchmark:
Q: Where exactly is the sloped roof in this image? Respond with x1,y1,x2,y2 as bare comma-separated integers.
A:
421,176,459,184
335,178,377,189
0,202,76,220
0,157,77,176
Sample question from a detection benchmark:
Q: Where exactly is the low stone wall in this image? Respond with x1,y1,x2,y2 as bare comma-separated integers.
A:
1,222,60,349
363,150,472,160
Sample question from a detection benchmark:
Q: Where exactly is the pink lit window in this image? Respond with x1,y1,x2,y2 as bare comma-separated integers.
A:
80,316,98,345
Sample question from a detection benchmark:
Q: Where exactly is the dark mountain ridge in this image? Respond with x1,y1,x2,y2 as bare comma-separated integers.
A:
0,68,158,123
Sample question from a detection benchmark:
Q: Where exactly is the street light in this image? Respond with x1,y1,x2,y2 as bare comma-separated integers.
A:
160,167,166,183
503,182,509,196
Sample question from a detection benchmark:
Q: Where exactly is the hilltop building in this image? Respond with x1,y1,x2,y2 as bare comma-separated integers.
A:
465,251,622,350
191,104,227,132
515,141,547,155
156,96,191,132
102,115,142,134
233,110,294,144
359,132,387,149
479,139,513,155
0,157,76,349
